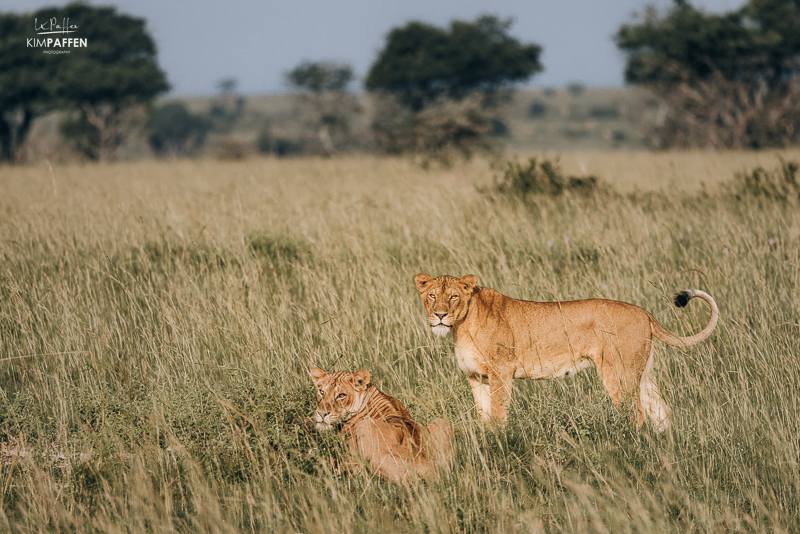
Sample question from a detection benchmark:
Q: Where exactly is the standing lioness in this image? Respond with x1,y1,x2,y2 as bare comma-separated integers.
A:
414,273,718,431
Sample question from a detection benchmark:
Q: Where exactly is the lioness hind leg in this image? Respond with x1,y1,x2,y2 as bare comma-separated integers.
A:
637,344,672,431
351,419,413,484
595,353,629,409
595,336,657,428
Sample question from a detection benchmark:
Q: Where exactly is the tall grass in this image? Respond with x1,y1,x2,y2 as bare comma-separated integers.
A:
0,152,799,532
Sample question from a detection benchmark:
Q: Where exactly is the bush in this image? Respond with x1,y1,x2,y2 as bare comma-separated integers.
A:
213,137,251,160
247,232,311,265
731,159,800,202
567,82,585,97
255,130,304,157
495,157,600,198
589,105,620,119
528,100,547,118
148,102,209,157
59,113,101,160
490,119,509,137
371,95,494,164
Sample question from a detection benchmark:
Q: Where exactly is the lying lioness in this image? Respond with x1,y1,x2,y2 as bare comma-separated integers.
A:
310,367,454,483
414,274,718,431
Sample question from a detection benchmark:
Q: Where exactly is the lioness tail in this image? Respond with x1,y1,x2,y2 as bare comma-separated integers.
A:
650,289,719,347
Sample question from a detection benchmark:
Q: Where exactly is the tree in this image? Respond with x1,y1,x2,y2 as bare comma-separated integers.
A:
286,62,353,93
0,12,55,161
53,3,169,160
366,15,542,112
0,2,168,161
616,0,800,148
285,61,359,155
208,77,244,132
217,77,238,94
365,15,541,161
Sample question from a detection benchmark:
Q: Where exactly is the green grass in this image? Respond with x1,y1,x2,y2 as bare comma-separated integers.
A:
0,152,799,532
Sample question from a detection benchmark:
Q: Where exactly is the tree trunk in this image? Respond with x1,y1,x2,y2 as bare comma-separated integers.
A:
0,107,35,163
0,116,12,162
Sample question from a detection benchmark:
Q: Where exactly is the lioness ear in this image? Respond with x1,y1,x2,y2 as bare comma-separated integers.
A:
309,367,327,385
460,274,477,293
352,370,371,391
415,273,433,292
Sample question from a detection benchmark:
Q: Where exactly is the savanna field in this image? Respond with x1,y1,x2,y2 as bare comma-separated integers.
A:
1,150,799,532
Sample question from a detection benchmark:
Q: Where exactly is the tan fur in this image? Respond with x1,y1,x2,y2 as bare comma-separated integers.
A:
414,274,719,431
309,367,454,484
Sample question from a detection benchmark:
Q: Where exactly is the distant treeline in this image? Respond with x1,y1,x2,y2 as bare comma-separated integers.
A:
2,0,799,163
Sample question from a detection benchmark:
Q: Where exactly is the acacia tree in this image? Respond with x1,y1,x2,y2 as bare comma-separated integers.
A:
285,61,359,155
0,13,55,161
52,3,169,160
366,15,542,112
365,15,542,159
0,3,168,162
616,0,800,149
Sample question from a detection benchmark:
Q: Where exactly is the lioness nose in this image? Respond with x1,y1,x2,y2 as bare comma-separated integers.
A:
435,312,447,319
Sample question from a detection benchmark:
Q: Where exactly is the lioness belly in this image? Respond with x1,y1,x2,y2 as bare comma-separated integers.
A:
514,355,594,379
455,343,594,380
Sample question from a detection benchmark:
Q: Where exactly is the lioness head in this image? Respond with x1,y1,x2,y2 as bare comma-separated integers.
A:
414,273,477,337
309,367,371,430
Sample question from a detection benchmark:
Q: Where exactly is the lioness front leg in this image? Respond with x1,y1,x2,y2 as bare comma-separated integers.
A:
467,375,491,422
488,368,514,425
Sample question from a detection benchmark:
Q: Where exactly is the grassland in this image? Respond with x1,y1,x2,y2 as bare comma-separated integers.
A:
0,150,799,532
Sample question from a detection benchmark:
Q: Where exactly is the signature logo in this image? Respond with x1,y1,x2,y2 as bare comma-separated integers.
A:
35,17,78,35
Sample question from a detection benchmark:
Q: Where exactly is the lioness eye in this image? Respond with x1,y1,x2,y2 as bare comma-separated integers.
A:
336,393,346,400
428,294,436,300
450,295,458,301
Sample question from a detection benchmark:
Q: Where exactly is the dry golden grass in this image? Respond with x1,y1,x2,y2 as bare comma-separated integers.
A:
0,151,798,532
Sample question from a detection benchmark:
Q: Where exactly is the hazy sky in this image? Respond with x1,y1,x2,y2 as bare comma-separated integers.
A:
8,0,747,96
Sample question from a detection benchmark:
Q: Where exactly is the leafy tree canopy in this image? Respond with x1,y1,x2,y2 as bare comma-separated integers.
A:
616,0,800,86
42,3,169,106
365,15,542,111
286,61,354,93
217,77,238,94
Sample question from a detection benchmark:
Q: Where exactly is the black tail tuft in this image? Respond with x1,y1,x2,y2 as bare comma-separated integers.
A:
673,290,692,308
